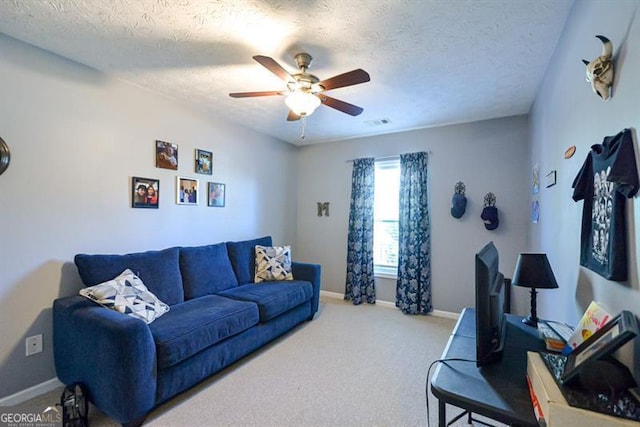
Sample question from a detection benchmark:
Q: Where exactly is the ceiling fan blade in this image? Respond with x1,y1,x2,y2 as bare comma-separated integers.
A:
318,69,370,91
253,55,294,82
287,110,301,121
229,91,283,98
318,94,364,116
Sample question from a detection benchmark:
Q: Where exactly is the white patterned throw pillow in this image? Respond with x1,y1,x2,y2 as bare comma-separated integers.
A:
79,269,169,324
254,245,294,283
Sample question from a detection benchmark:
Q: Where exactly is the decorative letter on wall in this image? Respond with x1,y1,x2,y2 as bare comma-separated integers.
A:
317,202,330,217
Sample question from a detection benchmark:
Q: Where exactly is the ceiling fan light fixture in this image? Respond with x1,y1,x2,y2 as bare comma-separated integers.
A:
285,91,321,116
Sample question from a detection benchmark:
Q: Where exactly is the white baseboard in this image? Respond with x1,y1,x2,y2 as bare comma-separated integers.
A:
320,290,459,319
0,377,63,406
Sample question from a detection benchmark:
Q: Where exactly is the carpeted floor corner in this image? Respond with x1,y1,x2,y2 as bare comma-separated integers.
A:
13,297,507,426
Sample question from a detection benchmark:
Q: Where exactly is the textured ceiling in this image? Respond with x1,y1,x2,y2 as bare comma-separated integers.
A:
0,0,574,145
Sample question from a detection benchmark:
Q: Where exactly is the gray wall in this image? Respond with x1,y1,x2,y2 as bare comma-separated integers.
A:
0,34,298,399
528,0,640,325
295,116,531,314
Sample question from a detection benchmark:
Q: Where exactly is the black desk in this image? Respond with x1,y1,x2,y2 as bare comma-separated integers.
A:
430,308,546,427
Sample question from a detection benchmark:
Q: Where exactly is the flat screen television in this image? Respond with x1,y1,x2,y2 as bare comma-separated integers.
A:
475,241,508,367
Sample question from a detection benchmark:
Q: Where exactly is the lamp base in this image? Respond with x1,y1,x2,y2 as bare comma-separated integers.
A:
522,316,538,327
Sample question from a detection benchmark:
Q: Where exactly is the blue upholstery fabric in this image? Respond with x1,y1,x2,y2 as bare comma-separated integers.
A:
179,243,238,299
75,247,184,306
218,281,312,322
53,296,156,424
156,302,311,404
292,262,322,318
149,295,258,369
56,239,322,426
226,236,272,285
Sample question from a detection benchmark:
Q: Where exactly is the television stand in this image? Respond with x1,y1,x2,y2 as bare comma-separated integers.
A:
430,307,546,427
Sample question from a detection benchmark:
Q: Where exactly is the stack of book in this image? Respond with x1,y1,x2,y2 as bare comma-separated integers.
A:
539,321,573,352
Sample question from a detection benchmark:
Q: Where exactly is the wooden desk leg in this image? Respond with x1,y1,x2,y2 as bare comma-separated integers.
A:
438,399,445,427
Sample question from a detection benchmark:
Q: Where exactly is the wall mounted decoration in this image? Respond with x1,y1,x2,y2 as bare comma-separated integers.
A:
207,182,225,207
582,35,614,100
572,128,638,280
0,137,10,175
531,201,539,223
317,202,330,216
450,182,467,218
564,145,576,159
481,192,499,230
545,171,557,188
195,149,213,175
532,163,540,194
156,140,178,170
176,176,199,205
132,177,159,209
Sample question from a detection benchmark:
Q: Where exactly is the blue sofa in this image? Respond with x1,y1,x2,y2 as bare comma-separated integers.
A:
53,236,321,426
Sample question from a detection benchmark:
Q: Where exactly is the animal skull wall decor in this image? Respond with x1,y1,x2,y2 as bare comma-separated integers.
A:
582,35,614,100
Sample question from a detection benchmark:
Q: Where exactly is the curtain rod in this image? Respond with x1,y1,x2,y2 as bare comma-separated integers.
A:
345,151,432,163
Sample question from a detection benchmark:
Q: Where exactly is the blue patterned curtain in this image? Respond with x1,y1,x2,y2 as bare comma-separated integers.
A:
396,152,432,314
344,158,376,305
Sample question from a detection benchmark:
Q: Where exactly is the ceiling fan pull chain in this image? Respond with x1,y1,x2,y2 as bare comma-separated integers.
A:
301,116,306,139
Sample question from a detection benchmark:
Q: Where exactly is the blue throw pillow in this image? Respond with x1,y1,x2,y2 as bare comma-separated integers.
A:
226,236,272,285
179,243,239,299
75,247,184,306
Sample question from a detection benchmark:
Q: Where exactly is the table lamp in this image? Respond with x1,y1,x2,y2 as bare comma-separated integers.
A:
512,253,558,327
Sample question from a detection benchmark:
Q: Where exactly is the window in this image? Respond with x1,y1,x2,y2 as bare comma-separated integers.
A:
374,159,400,277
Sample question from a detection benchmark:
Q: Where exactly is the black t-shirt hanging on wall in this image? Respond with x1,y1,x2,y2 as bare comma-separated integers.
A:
572,128,639,281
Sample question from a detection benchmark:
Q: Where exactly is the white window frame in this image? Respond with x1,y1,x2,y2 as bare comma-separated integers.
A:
373,158,400,279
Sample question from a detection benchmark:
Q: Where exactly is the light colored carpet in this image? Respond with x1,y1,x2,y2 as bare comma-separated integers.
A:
14,297,507,426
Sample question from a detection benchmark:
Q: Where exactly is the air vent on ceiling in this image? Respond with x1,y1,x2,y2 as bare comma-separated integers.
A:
364,118,392,127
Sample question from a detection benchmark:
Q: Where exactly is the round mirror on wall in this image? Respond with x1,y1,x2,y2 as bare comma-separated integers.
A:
0,137,10,175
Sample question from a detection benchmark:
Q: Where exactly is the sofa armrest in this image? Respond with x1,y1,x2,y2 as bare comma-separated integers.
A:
292,262,321,319
53,296,156,424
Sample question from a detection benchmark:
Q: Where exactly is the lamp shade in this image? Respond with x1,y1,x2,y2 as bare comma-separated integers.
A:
512,253,558,289
285,91,321,116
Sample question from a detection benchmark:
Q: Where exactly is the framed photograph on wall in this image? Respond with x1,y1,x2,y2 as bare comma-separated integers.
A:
561,310,638,385
532,163,540,194
132,177,159,209
195,149,213,175
176,176,199,205
156,140,178,170
207,182,225,207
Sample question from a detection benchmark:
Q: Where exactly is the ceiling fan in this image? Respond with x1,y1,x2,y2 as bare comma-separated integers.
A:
229,53,370,121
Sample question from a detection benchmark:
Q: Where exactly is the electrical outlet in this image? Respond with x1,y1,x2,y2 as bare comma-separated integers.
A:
26,334,43,356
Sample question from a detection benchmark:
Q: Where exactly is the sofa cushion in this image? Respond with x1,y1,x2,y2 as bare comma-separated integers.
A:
149,295,259,369
179,243,238,299
226,236,272,285
254,245,294,283
218,281,312,323
75,247,184,306
79,269,169,324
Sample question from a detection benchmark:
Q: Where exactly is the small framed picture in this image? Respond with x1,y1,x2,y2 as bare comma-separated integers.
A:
207,182,225,207
176,176,199,205
545,170,557,188
532,163,540,194
561,310,638,385
132,177,159,209
531,200,539,223
195,149,213,175
156,140,178,170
